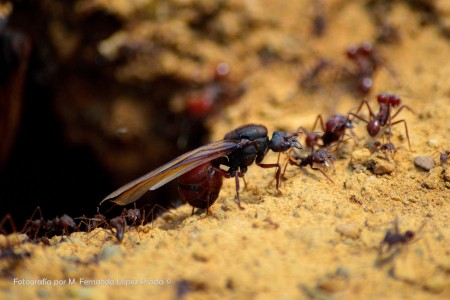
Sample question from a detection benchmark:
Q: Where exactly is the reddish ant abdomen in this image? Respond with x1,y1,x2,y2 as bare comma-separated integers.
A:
178,162,223,210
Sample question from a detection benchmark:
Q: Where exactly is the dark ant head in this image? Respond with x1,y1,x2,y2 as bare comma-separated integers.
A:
377,93,401,107
360,42,373,56
367,119,381,137
440,151,449,165
346,42,373,59
269,131,302,152
313,149,336,167
126,208,141,223
404,230,415,241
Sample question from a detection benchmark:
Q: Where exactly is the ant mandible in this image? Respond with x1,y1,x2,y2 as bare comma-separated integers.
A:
349,94,414,150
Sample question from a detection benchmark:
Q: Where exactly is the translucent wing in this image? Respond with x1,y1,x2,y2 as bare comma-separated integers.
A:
100,139,248,206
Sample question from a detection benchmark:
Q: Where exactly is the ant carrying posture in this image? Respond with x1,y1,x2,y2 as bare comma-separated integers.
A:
101,124,302,213
349,94,414,150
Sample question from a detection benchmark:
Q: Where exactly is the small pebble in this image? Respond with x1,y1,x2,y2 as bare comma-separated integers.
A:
368,152,395,175
336,223,360,239
414,156,435,171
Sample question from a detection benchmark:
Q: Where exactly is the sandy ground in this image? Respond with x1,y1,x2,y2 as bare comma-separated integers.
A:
1,1,449,299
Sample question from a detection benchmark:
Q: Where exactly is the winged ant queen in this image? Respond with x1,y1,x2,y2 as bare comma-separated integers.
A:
100,124,302,215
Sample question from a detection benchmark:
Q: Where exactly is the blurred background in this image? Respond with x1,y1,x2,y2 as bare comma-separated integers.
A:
1,0,448,229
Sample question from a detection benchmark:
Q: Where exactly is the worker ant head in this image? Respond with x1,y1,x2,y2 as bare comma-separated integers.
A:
404,230,415,241
377,93,401,107
269,131,302,152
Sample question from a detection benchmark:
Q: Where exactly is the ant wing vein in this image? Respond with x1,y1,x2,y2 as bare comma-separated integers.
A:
100,140,243,206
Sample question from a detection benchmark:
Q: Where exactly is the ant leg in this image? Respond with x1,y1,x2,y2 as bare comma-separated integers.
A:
351,99,376,119
242,176,248,190
348,112,370,124
258,162,282,196
391,105,415,119
311,114,325,132
390,119,412,151
23,206,45,241
281,152,292,178
234,171,244,210
0,214,17,235
310,166,334,183
393,217,400,234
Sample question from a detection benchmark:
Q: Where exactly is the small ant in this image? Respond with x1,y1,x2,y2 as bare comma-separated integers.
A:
21,207,76,243
78,213,126,243
378,218,426,257
300,42,391,96
286,148,336,183
346,42,386,95
349,94,414,150
371,141,397,157
300,114,354,150
436,150,449,166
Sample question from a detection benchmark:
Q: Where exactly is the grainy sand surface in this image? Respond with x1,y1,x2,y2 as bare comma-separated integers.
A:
1,1,449,299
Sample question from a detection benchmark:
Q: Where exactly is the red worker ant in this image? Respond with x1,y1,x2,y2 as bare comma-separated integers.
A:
77,212,126,243
349,94,414,150
21,207,76,243
299,114,355,151
300,42,392,96
100,124,302,213
345,42,386,95
371,141,397,157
